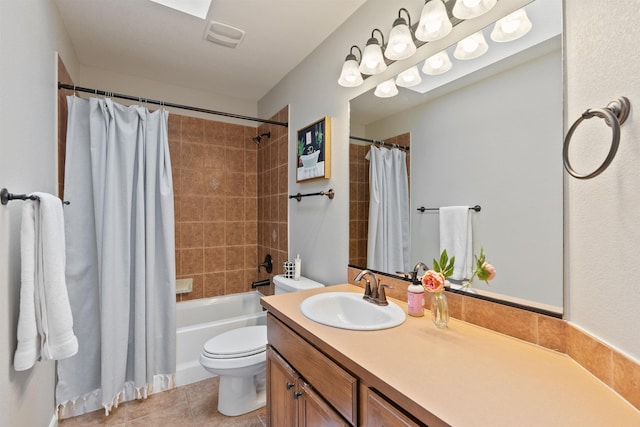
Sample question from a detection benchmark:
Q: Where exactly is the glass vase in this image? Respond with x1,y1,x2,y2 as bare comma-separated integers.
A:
431,292,449,328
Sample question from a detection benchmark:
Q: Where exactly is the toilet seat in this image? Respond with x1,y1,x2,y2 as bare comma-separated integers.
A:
202,325,266,359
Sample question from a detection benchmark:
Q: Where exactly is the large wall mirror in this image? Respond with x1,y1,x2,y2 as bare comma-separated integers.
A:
349,0,563,314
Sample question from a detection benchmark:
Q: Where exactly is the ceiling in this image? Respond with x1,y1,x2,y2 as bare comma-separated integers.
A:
54,0,367,102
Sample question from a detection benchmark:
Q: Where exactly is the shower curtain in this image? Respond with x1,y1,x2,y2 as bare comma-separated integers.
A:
367,146,410,274
56,96,176,418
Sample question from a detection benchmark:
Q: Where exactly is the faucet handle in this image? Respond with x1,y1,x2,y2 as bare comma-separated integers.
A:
376,284,393,306
363,280,372,299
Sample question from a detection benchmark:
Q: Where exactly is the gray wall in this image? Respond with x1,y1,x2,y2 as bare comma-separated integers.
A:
0,1,78,426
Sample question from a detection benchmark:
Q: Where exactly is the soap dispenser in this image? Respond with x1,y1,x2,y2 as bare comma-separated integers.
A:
294,254,301,281
407,281,425,317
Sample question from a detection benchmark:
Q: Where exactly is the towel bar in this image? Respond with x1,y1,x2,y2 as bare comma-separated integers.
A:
1,188,70,206
417,205,481,213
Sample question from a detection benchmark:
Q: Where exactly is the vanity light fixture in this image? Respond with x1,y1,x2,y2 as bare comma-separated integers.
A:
422,50,453,75
374,79,399,98
452,0,497,20
359,29,387,75
338,45,364,87
415,0,453,42
454,30,489,60
490,8,532,42
384,8,417,61
396,66,422,88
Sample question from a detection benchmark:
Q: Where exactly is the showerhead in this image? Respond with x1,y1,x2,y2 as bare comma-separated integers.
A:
252,131,271,145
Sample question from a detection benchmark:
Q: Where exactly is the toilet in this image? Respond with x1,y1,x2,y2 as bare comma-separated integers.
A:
199,274,324,416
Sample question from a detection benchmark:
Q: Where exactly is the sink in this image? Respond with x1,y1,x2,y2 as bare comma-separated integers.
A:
299,292,406,330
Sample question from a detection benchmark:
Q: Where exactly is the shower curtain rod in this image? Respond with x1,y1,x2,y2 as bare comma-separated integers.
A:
349,135,410,151
57,83,288,127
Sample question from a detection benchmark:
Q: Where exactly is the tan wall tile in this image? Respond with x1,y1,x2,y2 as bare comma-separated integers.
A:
537,315,567,353
463,298,538,343
567,324,613,387
613,350,640,410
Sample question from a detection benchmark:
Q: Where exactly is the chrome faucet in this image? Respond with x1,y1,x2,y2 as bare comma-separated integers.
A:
354,269,392,306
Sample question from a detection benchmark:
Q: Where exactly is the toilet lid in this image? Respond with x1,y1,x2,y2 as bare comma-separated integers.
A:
203,325,267,359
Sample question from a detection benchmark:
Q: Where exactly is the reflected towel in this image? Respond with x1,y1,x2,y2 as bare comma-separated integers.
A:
14,193,78,371
439,206,472,280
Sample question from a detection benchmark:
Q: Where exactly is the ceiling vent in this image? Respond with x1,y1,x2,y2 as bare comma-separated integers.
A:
204,21,245,48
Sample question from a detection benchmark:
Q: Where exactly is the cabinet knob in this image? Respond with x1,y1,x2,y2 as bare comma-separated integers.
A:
286,382,295,390
293,391,303,400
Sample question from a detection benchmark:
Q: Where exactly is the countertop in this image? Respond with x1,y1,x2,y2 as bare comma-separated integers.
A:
261,284,640,427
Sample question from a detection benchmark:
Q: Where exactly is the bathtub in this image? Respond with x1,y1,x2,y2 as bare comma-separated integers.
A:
176,291,267,386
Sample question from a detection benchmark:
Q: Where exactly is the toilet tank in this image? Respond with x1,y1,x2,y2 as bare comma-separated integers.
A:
273,275,324,295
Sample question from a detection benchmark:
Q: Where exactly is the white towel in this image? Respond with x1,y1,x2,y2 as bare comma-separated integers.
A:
14,193,78,371
439,206,472,280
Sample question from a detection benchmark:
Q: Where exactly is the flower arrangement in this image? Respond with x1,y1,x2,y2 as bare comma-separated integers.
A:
464,248,496,288
422,249,454,328
421,249,454,294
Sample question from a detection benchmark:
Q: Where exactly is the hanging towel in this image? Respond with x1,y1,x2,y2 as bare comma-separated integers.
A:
14,193,78,371
439,206,472,280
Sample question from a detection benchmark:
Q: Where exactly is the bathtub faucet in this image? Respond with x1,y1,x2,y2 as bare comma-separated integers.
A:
258,254,273,274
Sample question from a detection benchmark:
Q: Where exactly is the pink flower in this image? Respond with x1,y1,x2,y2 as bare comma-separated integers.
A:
422,270,445,293
483,262,496,281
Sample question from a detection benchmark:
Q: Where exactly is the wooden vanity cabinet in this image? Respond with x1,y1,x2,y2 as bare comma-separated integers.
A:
266,346,348,427
266,314,426,427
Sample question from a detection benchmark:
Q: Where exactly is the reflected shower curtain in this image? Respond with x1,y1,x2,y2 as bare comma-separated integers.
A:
366,146,410,273
56,96,176,418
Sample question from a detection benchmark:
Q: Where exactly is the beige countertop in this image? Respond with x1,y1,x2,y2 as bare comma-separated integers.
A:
261,284,640,427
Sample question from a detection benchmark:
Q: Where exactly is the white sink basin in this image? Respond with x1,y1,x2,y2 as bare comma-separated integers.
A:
299,292,406,330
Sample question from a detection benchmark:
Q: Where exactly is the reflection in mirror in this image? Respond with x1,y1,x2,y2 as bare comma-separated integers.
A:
349,0,563,314
349,134,411,273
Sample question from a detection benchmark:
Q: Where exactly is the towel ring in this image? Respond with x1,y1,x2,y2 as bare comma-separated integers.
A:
563,97,630,180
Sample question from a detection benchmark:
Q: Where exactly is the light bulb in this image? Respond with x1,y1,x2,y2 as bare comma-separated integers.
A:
374,79,399,98
453,0,497,20
422,51,452,75
396,66,422,88
491,8,533,42
416,0,452,42
454,31,488,60
384,16,416,61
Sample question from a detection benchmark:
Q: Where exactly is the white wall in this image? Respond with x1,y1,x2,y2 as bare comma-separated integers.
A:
78,65,259,127
0,1,78,426
565,0,640,360
262,0,640,363
364,50,563,308
258,0,532,285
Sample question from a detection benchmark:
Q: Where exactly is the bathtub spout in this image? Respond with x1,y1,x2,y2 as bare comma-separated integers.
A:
251,279,271,289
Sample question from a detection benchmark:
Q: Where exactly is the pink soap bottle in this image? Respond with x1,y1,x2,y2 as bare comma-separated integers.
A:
407,282,425,317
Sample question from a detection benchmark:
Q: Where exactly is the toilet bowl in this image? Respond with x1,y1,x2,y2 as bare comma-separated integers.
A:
199,325,267,416
200,275,324,416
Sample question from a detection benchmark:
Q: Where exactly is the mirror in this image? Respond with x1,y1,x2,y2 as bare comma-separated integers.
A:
349,0,563,313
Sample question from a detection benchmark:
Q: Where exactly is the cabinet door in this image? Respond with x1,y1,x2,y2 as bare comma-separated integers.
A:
298,382,349,427
365,388,422,427
267,346,299,427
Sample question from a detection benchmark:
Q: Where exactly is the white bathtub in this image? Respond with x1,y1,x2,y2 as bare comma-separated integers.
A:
176,291,267,386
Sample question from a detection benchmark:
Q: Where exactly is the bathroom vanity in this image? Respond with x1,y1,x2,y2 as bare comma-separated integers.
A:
261,284,640,426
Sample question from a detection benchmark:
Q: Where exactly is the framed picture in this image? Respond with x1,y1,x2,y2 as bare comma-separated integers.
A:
296,117,331,182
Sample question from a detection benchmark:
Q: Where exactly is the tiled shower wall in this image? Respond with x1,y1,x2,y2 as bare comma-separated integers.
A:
256,107,290,296
169,114,261,301
348,133,410,268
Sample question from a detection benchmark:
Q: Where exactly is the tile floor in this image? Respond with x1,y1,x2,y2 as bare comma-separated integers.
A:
58,377,266,427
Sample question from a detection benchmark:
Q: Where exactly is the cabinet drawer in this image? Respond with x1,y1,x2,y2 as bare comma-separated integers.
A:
267,314,357,425
365,388,424,427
